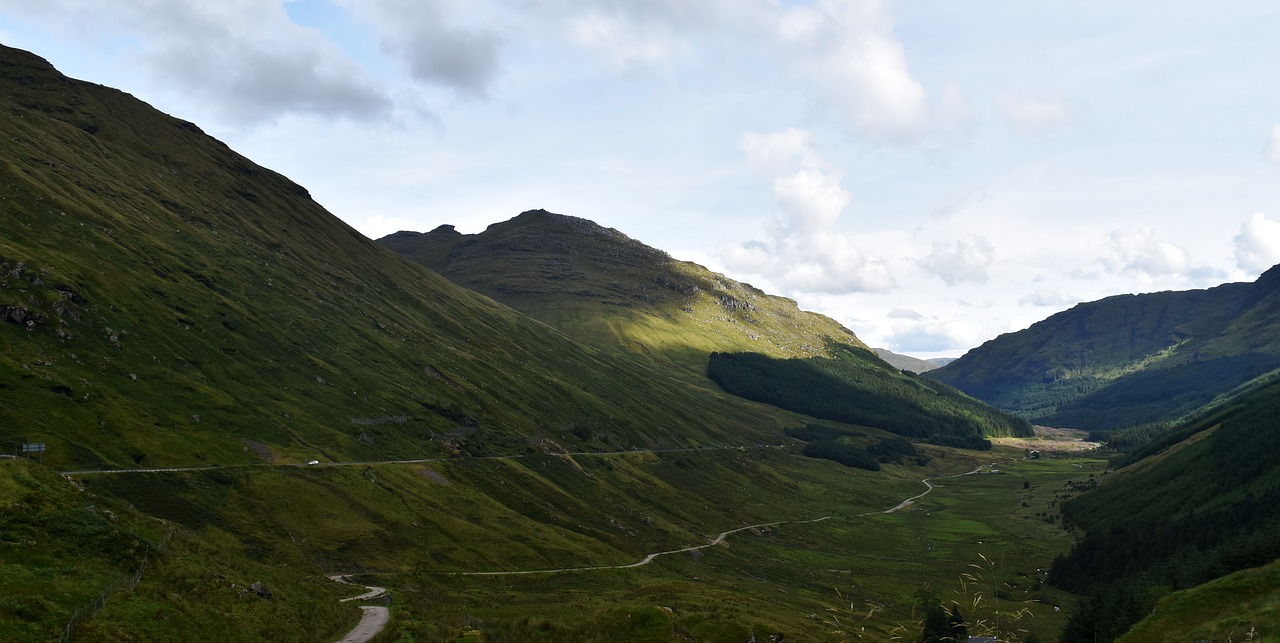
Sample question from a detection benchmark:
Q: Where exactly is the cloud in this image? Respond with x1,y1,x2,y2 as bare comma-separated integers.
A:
997,92,1071,136
888,308,925,320
3,0,391,125
1019,288,1076,307
917,235,995,285
1233,212,1280,273
720,128,894,294
741,128,822,173
1100,225,1194,278
888,316,983,354
522,0,963,144
352,0,502,98
521,0,755,74
1266,125,1280,174
776,0,967,143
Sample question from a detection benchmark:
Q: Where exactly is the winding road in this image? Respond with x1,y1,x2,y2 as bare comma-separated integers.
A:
330,575,389,643
450,461,999,577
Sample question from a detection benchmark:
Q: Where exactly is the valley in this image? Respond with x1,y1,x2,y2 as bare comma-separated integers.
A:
1,40,1277,643
41,442,1100,641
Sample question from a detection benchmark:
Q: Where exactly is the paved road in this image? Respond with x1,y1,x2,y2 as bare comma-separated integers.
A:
453,461,1004,577
330,575,390,643
335,606,389,643
58,444,789,476
455,516,832,576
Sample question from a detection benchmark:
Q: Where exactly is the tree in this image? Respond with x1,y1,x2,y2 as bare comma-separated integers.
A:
948,604,969,641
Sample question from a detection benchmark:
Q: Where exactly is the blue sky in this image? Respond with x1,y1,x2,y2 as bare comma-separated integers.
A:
3,0,1279,357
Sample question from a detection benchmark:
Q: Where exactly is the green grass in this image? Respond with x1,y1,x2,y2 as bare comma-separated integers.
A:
1118,557,1280,643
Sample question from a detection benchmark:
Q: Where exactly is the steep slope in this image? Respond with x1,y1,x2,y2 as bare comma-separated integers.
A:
381,213,1032,440
928,269,1280,429
1048,380,1280,640
0,44,798,470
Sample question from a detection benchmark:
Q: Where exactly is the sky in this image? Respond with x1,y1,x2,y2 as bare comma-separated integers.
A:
2,1,1279,358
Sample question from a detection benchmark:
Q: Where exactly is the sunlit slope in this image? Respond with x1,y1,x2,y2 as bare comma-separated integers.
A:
929,267,1280,429
379,211,863,372
0,45,798,469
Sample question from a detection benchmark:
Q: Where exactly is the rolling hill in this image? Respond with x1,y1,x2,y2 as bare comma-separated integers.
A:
927,268,1280,430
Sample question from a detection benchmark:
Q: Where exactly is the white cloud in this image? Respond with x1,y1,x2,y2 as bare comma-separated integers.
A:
889,316,984,354
1100,225,1194,278
997,92,1071,136
741,128,822,173
1019,288,1076,307
1265,125,1280,174
354,0,502,98
1233,213,1280,273
888,308,925,320
2,0,391,125
720,128,894,294
917,235,995,285
777,0,960,143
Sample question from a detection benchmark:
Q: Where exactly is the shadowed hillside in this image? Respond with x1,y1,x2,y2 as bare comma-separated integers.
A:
928,269,1280,430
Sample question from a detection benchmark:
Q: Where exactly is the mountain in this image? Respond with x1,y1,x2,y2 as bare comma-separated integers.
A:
927,269,1280,430
380,214,1032,441
872,347,948,373
0,46,808,470
379,213,861,372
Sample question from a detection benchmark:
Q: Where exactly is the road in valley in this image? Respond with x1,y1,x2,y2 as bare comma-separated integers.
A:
330,575,389,643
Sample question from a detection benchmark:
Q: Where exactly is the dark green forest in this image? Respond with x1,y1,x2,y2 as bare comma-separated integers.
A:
708,344,1031,441
1049,382,1280,641
1035,354,1280,430
784,424,928,471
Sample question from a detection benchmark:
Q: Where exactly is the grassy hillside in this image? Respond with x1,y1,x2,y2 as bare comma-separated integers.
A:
379,212,863,373
0,44,814,471
1117,557,1279,643
928,271,1280,430
1047,381,1280,641
381,213,1031,441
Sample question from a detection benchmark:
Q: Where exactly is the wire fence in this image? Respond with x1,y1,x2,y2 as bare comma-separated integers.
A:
59,527,176,643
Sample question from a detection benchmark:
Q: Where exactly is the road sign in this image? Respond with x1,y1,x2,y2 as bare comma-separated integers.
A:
21,442,45,453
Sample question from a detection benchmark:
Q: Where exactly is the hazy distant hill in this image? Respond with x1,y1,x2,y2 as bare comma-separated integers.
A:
928,268,1280,430
872,347,949,373
381,214,1032,441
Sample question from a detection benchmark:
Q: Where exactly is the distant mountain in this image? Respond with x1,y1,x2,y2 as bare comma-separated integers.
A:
872,348,949,373
927,268,1280,430
382,213,1032,441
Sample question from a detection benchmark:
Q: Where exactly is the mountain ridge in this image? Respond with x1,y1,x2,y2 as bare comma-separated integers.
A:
928,268,1280,429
